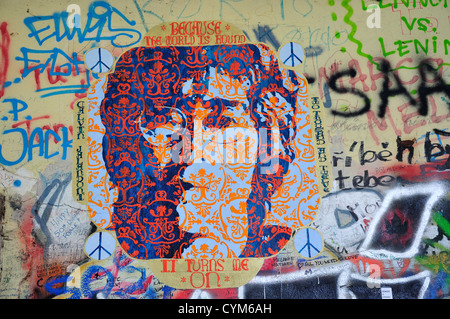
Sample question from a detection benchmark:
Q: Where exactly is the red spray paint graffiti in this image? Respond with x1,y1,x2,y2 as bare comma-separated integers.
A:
0,22,10,98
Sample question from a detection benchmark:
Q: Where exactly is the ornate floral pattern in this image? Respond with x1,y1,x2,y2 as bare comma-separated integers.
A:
90,44,319,259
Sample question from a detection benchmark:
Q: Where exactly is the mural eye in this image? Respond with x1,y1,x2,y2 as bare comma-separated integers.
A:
334,208,358,229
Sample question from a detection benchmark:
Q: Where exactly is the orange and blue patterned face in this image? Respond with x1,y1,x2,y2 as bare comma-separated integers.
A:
100,43,311,259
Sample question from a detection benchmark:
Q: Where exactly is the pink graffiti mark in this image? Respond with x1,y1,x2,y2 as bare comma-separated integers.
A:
11,115,51,142
87,249,154,297
0,22,10,98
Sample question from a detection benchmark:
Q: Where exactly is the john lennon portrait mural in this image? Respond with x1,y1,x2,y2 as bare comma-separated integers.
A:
85,39,320,261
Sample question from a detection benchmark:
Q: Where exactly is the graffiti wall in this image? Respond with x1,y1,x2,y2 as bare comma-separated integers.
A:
0,0,449,303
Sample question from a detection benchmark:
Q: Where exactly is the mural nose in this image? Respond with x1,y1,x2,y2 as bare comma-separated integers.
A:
179,161,219,191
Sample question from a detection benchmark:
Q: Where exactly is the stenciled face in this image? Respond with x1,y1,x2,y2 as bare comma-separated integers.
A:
144,74,261,259
99,44,314,259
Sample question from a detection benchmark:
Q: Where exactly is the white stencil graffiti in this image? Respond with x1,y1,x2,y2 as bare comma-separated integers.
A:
359,182,446,259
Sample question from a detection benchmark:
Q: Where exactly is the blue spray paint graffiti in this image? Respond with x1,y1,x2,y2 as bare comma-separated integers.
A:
23,1,141,47
44,250,156,299
0,99,72,166
12,1,142,98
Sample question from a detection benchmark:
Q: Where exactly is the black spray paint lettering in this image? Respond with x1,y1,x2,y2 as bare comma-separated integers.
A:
332,130,450,190
395,129,450,169
333,141,392,167
334,169,395,190
332,142,395,190
328,68,371,117
425,129,450,170
328,59,450,118
396,136,416,164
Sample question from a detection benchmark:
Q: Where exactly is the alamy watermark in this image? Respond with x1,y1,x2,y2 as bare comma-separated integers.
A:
66,4,81,29
365,4,381,29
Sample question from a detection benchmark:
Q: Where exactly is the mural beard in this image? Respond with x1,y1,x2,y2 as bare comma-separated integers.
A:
100,43,310,259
